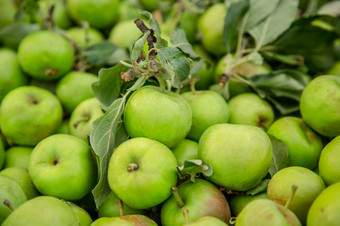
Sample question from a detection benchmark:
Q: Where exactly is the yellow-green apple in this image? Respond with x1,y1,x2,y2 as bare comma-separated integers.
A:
66,27,104,48
171,139,199,166
319,135,340,185
4,146,33,168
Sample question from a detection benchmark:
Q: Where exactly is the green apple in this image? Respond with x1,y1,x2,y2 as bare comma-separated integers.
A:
185,216,228,226
0,0,16,29
2,196,78,226
91,215,157,226
327,61,340,76
0,48,28,102
180,11,199,44
198,123,272,191
161,179,231,226
18,31,74,80
117,1,140,22
66,27,104,48
307,182,340,226
56,71,98,113
0,86,63,146
0,174,27,223
66,0,120,29
67,201,93,226
37,0,73,29
109,19,143,49
181,90,229,141
98,191,144,218
235,199,301,226
319,135,340,185
1,167,39,199
229,192,268,216
228,93,275,129
29,134,97,200
300,75,340,137
69,97,104,140
171,139,198,166
108,137,178,209
267,166,325,224
124,86,192,148
139,0,175,11
4,146,33,168
198,3,227,56
0,139,4,169
267,116,323,170
55,120,70,134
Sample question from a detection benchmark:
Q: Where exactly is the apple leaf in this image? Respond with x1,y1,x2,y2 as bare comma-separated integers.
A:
246,179,270,196
0,22,40,47
318,1,340,17
268,134,289,177
244,0,279,30
170,29,199,59
130,30,150,61
177,160,213,183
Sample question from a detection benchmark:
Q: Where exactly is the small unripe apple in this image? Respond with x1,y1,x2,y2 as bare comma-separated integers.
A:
186,216,228,226
91,215,157,226
109,20,143,49
319,135,340,185
4,146,33,168
66,27,104,48
229,192,268,216
171,139,199,166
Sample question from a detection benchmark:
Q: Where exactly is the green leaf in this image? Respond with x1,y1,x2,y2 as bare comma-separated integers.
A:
177,160,213,183
268,134,289,177
248,0,299,47
139,10,161,36
131,30,150,61
246,179,270,196
318,1,340,17
262,52,304,65
170,29,199,59
127,76,147,91
244,52,263,65
157,47,191,88
0,22,40,47
92,64,129,106
84,41,129,66
244,0,279,30
223,0,250,53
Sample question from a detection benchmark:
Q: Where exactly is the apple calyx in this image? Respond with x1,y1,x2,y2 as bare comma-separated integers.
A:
182,208,190,224
3,199,15,212
27,94,39,105
44,68,59,77
127,163,139,172
282,184,298,215
72,114,91,129
172,186,185,208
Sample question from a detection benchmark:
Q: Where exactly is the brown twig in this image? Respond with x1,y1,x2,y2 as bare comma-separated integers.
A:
134,19,157,61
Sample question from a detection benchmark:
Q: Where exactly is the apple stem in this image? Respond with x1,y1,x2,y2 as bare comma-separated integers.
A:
127,163,139,172
172,187,185,208
282,185,298,215
190,76,200,94
117,199,124,217
182,208,190,224
3,199,15,212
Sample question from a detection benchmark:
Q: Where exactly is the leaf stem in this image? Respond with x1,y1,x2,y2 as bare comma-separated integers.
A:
172,187,185,208
119,60,134,68
155,75,166,92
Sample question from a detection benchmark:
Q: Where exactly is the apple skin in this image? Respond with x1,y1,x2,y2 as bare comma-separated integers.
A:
56,71,98,113
171,139,199,166
55,120,70,135
37,0,72,29
91,215,157,226
1,167,39,199
192,45,215,90
0,0,16,29
228,192,268,216
0,138,5,169
198,123,272,191
0,48,28,102
161,179,231,226
327,61,340,76
124,86,192,148
0,174,27,223
319,135,340,185
69,98,104,141
235,199,301,226
300,75,340,137
66,27,104,48
18,31,74,80
0,86,63,146
228,93,275,129
185,216,228,226
108,137,178,209
67,201,93,226
307,182,340,226
109,19,143,49
98,191,144,218
2,196,78,226
267,116,323,170
267,166,325,224
181,90,230,141
4,146,33,168
139,0,175,11
29,134,97,201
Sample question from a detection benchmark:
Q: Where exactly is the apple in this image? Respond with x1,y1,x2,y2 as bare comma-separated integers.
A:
267,116,323,170
66,27,104,48
0,48,28,102
91,215,157,226
171,139,199,166
66,201,93,226
4,146,33,168
139,0,175,11
0,86,63,146
0,138,4,169
108,137,178,209
198,123,272,191
17,31,74,80
161,179,231,226
1,167,39,199
307,182,340,226
55,120,70,135
66,0,120,29
37,0,73,29
318,135,340,185
29,134,97,200
228,192,268,216
98,191,144,218
228,93,275,130
300,75,340,137
2,196,78,225
0,174,27,223
197,3,227,56
180,11,199,44
56,71,98,113
267,166,325,224
117,1,140,22
185,216,228,226
327,61,340,76
124,86,192,148
69,97,104,140
235,199,301,226
109,19,143,49
181,90,230,141
0,0,16,29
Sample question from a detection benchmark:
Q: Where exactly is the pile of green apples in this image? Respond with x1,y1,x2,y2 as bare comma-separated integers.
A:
1,0,340,226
